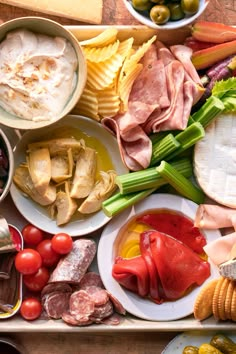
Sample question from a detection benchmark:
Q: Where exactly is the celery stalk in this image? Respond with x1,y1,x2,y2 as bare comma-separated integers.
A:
150,133,180,166
166,122,205,161
191,95,224,128
156,161,205,204
102,188,156,218
116,158,192,194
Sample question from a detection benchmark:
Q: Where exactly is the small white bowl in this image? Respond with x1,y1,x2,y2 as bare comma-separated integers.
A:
123,0,209,30
0,17,87,130
0,129,14,203
10,115,129,237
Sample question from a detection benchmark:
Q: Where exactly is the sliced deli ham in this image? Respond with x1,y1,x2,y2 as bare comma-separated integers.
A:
195,204,236,230
203,232,236,266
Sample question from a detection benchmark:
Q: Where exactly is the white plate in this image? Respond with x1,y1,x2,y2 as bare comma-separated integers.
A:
162,331,236,353
10,114,128,236
97,194,221,321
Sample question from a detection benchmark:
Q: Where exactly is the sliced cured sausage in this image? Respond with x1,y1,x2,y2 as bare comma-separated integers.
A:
85,286,109,306
101,313,121,326
49,239,96,283
41,283,72,297
91,300,114,321
43,291,70,319
106,291,126,315
62,311,93,326
79,272,104,289
70,290,95,317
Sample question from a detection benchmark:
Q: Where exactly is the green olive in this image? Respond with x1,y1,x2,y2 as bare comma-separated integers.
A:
132,0,152,11
181,0,199,15
168,2,185,20
150,5,170,24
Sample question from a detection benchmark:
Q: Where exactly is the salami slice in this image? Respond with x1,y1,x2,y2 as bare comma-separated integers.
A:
101,313,121,326
70,290,95,317
92,300,114,320
86,286,109,306
44,291,70,319
107,291,126,315
41,283,72,297
49,239,96,283
62,312,93,327
79,272,104,289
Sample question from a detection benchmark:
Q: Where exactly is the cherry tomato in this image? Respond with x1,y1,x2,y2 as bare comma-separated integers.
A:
23,266,50,292
15,249,42,275
36,239,60,267
51,233,73,255
20,298,42,321
22,224,44,246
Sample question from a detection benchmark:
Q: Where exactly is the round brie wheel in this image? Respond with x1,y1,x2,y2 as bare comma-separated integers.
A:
194,112,236,208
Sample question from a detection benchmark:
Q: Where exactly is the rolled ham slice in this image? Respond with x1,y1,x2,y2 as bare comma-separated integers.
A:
194,204,236,230
203,232,236,266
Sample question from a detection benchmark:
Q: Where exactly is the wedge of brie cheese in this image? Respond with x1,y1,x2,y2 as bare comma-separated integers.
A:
194,112,236,208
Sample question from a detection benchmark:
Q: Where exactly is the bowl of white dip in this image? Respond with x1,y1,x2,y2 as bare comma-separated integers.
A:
0,17,87,130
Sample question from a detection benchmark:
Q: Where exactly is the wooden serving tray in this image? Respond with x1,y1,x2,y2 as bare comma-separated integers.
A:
1,25,236,333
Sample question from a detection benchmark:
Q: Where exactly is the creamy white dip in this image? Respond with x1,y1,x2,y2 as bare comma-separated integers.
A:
0,29,78,121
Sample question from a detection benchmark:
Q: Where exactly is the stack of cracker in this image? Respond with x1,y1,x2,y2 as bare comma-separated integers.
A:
194,277,236,321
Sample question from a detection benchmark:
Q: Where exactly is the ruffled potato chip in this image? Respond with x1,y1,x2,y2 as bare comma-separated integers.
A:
80,28,118,48
83,40,120,63
73,87,99,121
87,53,124,91
117,37,134,60
119,63,143,113
97,87,120,118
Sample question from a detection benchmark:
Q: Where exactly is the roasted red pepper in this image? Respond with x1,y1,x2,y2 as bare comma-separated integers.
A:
137,212,206,254
150,231,210,300
140,231,162,304
112,256,149,297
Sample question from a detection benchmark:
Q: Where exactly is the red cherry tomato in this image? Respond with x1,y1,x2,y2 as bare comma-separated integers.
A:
20,298,42,321
23,266,50,292
22,224,44,246
15,249,42,275
36,239,60,267
51,233,73,255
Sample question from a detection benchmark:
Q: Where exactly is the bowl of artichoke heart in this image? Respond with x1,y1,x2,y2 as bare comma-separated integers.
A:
0,17,87,130
123,0,208,29
10,115,128,236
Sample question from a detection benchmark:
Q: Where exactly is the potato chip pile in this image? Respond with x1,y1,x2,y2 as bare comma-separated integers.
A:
73,29,156,121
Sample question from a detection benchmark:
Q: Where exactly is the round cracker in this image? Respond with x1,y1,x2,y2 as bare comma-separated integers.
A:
225,280,235,320
217,277,230,320
230,282,236,321
212,277,225,320
193,278,218,320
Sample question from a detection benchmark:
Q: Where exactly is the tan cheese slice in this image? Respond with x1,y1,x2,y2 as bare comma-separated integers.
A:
194,112,236,208
0,0,103,24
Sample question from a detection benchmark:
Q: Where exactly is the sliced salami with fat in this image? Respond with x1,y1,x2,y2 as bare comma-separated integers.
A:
92,300,114,320
49,239,96,283
107,291,126,315
44,291,70,319
70,290,95,317
79,272,104,289
101,313,121,326
41,283,72,297
86,286,109,306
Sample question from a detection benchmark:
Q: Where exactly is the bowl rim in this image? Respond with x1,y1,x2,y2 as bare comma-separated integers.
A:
0,16,87,130
122,0,209,30
0,129,14,203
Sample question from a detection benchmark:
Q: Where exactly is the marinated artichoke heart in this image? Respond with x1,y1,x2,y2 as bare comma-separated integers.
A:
13,136,116,225
79,170,117,214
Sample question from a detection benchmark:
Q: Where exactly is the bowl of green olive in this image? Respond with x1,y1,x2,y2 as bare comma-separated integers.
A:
123,0,208,29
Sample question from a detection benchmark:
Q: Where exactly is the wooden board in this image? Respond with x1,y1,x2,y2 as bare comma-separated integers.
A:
0,0,103,24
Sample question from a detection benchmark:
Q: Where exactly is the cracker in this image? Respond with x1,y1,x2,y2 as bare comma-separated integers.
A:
217,277,230,320
225,280,234,320
193,278,218,320
230,282,236,321
212,277,225,320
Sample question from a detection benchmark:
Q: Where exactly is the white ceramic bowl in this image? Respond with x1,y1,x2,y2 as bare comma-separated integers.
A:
123,0,209,30
0,17,87,130
98,194,221,321
0,129,14,203
10,115,129,236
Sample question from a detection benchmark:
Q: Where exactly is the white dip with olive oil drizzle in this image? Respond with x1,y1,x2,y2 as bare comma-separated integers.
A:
0,29,77,121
